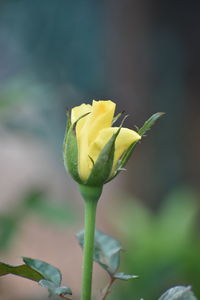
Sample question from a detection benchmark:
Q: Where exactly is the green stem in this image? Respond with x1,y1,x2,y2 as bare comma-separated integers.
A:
81,198,97,300
79,185,102,300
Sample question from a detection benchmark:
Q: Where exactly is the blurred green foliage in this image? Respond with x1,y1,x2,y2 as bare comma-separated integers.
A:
111,187,200,300
0,190,76,251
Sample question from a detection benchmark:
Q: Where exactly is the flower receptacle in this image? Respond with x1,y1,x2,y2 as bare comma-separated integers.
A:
79,184,103,203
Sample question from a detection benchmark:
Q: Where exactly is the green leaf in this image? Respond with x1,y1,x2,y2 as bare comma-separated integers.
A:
0,258,72,298
114,272,138,280
23,258,73,298
23,257,62,286
0,262,43,281
76,229,122,275
138,112,165,136
39,279,72,297
158,286,197,300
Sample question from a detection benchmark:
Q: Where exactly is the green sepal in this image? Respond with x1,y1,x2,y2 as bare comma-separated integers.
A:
138,112,165,136
63,123,80,182
63,111,71,158
106,140,137,182
112,111,125,125
63,112,89,184
86,120,126,186
66,110,71,134
107,112,164,182
85,130,119,186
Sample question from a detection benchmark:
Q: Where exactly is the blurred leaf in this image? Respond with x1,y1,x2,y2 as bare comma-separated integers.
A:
23,257,62,286
22,191,44,209
0,191,75,252
39,279,72,297
158,286,197,300
29,198,75,225
22,190,76,225
114,272,138,280
155,187,198,257
0,262,43,281
117,187,198,262
114,187,200,300
0,192,44,251
76,229,122,275
0,216,18,250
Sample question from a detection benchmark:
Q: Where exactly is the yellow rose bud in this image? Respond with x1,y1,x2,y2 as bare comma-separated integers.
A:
63,100,141,186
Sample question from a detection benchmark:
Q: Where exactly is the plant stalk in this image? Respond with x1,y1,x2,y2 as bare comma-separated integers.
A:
81,197,98,300
99,277,116,300
79,184,102,300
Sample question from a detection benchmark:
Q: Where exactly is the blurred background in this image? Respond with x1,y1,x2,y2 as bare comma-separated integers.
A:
0,1,199,299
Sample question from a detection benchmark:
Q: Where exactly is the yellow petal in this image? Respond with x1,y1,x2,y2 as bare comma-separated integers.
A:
77,100,116,181
85,100,116,146
71,103,92,137
89,127,141,176
71,103,92,123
